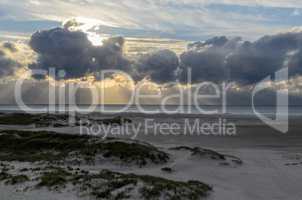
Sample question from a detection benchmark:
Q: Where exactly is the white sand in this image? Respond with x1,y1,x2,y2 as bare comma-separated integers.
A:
1,114,302,199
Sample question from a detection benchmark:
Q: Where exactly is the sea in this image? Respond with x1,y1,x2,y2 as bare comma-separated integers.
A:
0,105,301,117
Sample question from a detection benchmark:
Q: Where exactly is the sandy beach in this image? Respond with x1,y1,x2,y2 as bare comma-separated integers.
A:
0,113,301,200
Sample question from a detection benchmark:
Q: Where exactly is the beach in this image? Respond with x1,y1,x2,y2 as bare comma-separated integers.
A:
0,112,301,199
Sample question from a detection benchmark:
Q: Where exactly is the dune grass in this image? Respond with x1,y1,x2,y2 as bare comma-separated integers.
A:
0,130,169,166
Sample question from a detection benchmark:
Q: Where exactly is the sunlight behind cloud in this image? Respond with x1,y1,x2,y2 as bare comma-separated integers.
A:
62,17,115,46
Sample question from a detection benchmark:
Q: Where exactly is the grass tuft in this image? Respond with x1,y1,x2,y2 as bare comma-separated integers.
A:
0,130,169,166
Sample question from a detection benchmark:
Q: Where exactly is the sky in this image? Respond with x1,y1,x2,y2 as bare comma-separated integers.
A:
1,0,302,40
0,0,302,105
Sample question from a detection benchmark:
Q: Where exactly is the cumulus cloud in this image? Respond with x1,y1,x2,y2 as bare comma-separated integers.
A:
179,45,227,83
26,27,302,87
28,26,180,83
135,49,179,83
2,42,18,52
90,37,131,72
63,18,84,30
29,26,181,83
0,42,23,77
29,27,130,79
179,32,302,84
0,54,21,77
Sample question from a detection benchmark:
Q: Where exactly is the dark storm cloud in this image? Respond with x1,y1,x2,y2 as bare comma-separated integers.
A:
180,32,302,84
29,27,130,79
0,49,21,77
28,27,302,85
135,49,179,83
179,46,227,83
90,37,131,72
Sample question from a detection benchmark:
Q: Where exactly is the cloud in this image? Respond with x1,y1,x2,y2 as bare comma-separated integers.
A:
29,26,181,82
0,42,23,77
1,76,301,106
1,0,297,40
29,27,130,79
180,51,227,83
1,35,302,106
90,36,130,72
135,49,179,83
63,18,84,30
214,0,302,8
2,42,17,52
0,54,21,77
179,32,302,84
27,26,302,86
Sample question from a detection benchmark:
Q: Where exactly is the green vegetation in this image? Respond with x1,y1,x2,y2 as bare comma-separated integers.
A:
0,113,132,127
170,146,243,165
0,166,212,200
0,113,69,126
0,130,169,166
35,168,211,200
161,167,173,173
37,167,71,188
0,170,30,185
83,170,212,200
100,141,169,166
170,146,225,160
5,175,30,185
0,131,214,199
0,113,38,125
0,171,11,181
0,163,212,200
94,116,132,126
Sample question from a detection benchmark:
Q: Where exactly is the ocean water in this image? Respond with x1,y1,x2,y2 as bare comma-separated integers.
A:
0,105,301,117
